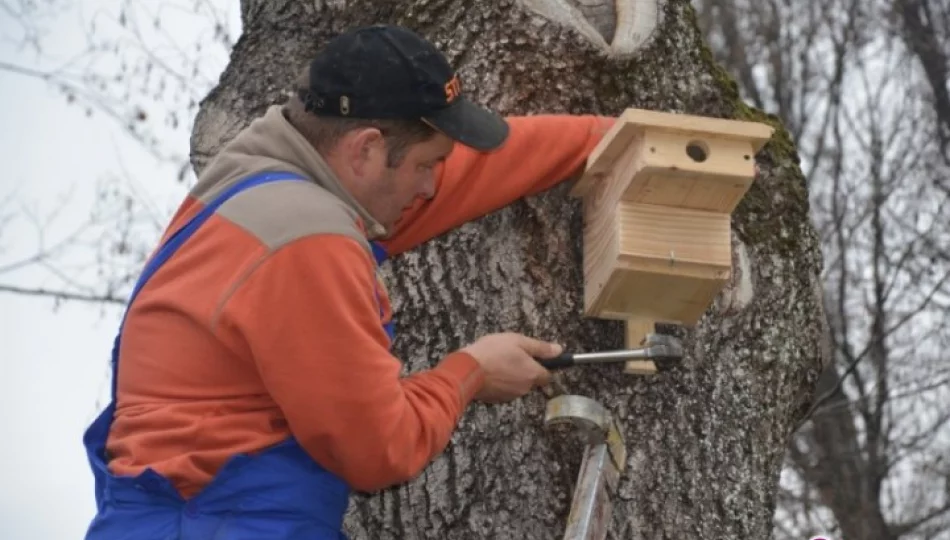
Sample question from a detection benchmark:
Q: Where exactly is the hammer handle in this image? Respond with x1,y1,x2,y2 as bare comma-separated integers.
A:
537,352,574,370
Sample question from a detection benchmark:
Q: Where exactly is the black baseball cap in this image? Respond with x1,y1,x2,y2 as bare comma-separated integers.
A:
303,24,509,152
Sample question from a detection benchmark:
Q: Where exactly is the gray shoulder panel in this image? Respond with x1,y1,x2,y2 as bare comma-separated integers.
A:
216,179,372,254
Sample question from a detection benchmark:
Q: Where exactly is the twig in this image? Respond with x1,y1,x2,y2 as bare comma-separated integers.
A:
0,283,125,305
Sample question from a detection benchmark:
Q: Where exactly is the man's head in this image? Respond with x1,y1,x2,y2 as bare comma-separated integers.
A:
285,24,509,231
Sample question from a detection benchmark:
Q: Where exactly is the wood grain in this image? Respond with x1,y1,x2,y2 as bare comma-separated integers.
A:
585,200,731,323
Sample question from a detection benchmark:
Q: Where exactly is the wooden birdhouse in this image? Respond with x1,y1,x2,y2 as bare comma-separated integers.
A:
571,108,774,358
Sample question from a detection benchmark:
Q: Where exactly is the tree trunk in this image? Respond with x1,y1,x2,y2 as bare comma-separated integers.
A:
791,367,897,540
191,1,828,538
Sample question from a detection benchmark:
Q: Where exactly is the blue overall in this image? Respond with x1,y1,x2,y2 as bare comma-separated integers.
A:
82,171,395,539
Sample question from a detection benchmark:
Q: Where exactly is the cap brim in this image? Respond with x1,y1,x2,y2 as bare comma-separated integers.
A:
423,97,509,152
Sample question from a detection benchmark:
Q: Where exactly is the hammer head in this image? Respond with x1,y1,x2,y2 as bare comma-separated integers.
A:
644,334,684,365
624,333,685,375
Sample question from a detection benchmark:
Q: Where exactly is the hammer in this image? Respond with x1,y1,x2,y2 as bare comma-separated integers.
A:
535,333,683,372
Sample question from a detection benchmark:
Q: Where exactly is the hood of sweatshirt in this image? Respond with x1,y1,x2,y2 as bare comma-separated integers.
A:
191,104,388,239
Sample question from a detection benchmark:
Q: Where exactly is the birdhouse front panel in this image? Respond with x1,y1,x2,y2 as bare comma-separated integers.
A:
624,129,760,213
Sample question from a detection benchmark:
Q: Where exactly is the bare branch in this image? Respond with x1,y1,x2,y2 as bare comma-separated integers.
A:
0,283,124,304
897,0,950,161
892,500,950,537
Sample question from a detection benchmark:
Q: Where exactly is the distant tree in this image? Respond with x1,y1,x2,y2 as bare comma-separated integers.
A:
694,0,950,537
897,0,950,166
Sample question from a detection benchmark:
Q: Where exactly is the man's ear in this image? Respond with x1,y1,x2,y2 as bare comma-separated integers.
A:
347,127,386,175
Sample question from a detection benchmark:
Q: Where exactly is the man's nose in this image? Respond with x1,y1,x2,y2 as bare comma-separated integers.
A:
419,175,436,199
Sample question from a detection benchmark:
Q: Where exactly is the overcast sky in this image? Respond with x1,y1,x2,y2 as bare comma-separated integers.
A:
0,2,238,538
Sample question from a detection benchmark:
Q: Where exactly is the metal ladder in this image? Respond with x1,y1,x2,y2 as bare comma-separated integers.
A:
544,334,683,540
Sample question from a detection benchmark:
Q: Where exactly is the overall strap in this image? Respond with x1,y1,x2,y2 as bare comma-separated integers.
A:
109,171,307,400
368,240,395,343
371,241,388,265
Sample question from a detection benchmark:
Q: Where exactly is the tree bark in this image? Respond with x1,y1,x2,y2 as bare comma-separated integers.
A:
191,1,828,538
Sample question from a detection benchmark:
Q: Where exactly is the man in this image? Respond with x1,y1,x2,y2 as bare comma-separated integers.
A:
82,23,614,539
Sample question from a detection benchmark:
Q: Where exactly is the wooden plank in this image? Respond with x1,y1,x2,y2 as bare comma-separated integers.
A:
614,108,774,149
573,107,773,202
625,318,655,348
572,121,643,198
617,202,732,270
624,361,660,375
580,170,622,319
593,268,728,324
582,198,732,322
623,130,759,213
573,124,647,198
581,218,620,317
579,138,644,317
623,171,753,213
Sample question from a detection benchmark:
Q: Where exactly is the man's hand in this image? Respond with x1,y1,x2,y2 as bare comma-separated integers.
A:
462,332,561,404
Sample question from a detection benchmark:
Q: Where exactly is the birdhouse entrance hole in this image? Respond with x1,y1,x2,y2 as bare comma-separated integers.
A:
686,140,708,162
